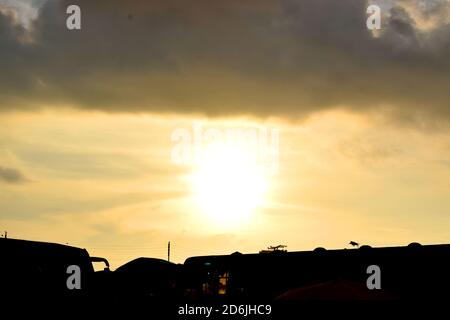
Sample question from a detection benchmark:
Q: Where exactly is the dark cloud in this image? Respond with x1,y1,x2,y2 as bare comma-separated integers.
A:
0,166,28,183
0,0,450,121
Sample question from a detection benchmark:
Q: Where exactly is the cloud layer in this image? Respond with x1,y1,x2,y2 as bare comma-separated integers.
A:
0,0,450,120
0,166,27,183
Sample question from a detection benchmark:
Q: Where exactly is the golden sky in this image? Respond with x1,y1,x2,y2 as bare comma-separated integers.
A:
1,0,450,268
1,109,449,267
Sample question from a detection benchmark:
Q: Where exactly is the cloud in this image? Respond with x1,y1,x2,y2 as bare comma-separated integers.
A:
0,0,450,122
0,166,28,183
0,0,45,29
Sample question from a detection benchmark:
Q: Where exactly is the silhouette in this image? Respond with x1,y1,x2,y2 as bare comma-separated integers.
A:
0,237,109,297
268,245,287,251
349,241,359,247
109,257,180,299
2,237,450,305
259,244,287,253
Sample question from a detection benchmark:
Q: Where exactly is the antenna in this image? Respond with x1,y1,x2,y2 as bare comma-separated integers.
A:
268,244,287,251
260,244,287,254
168,241,171,262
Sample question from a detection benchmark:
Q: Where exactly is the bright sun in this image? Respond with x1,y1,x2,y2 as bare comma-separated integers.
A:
191,142,268,227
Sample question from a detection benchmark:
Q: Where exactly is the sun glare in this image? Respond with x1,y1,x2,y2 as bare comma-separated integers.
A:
191,142,268,227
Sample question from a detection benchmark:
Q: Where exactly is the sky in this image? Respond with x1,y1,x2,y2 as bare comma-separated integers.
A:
0,0,450,268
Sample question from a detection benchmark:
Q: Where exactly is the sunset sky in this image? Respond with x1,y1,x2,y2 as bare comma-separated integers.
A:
1,0,450,268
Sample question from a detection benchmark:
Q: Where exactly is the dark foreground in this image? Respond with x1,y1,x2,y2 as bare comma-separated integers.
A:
1,238,449,317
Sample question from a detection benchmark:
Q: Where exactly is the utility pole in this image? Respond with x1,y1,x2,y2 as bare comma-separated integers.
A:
168,241,171,262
